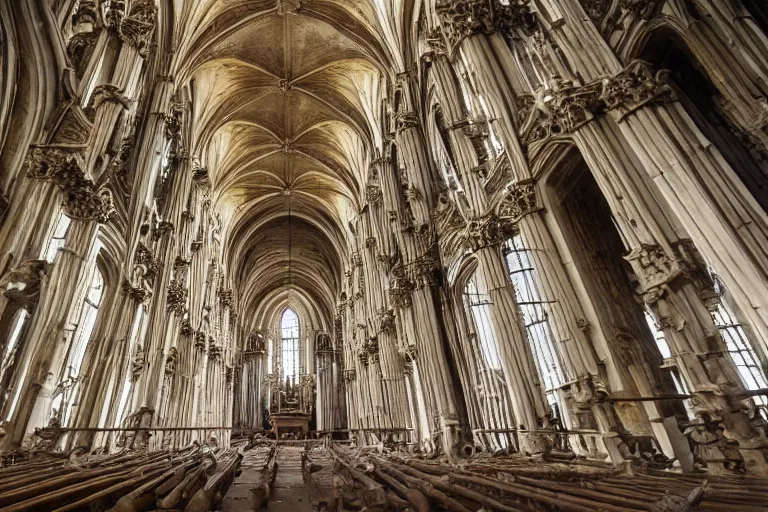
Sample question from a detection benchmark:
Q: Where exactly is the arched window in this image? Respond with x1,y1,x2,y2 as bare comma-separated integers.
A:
41,213,71,263
463,274,501,370
53,264,104,425
503,234,564,408
281,309,300,381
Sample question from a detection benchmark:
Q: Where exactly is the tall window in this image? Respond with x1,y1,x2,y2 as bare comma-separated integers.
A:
281,309,300,380
504,235,564,407
463,274,501,370
710,276,767,411
113,305,146,428
42,213,71,263
53,265,104,425
1,309,29,418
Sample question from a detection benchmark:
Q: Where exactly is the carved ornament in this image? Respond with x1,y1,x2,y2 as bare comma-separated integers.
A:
498,181,538,220
195,330,207,350
26,147,115,223
518,80,602,145
0,260,47,305
122,278,151,304
378,308,395,333
165,347,179,375
117,0,157,56
166,279,187,316
461,213,512,251
90,85,131,111
601,60,676,121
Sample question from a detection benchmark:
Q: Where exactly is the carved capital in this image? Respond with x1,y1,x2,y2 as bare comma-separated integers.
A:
195,330,207,350
498,180,538,220
218,288,234,309
378,308,396,333
117,0,157,56
395,111,419,133
365,183,383,206
462,213,512,251
519,80,601,145
26,147,114,223
601,60,676,121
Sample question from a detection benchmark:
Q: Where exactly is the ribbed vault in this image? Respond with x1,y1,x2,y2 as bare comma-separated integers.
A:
177,0,391,336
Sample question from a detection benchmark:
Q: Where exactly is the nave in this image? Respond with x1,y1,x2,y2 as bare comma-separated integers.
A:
2,439,768,511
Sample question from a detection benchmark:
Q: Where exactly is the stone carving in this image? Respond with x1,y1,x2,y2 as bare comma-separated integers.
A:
497,181,538,220
26,147,114,223
131,344,145,381
0,260,47,305
67,1,100,76
135,243,158,282
461,213,511,251
218,288,234,309
249,332,266,353
519,80,602,145
195,330,207,350
317,333,333,352
166,279,187,316
378,308,395,333
435,0,495,56
122,278,151,304
343,368,357,382
180,319,193,338
117,0,157,56
601,60,676,121
395,111,419,133
90,85,131,111
366,183,383,206
165,347,179,376
208,342,222,360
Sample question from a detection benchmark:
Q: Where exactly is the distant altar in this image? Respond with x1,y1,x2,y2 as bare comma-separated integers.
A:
268,373,315,439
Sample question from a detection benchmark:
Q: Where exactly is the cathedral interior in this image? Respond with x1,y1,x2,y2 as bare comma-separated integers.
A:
2,0,768,510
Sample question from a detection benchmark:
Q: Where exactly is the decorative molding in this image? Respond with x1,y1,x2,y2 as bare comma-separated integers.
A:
165,347,179,376
166,279,187,316
122,278,151,304
497,180,539,220
461,213,513,251
0,260,47,305
26,147,114,223
601,60,677,121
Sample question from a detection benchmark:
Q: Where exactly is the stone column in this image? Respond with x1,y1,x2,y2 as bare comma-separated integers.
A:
1,146,112,449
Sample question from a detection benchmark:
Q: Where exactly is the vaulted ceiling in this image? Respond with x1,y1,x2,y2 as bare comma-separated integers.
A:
173,0,400,333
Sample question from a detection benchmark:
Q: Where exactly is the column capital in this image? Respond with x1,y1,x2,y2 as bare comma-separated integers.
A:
601,60,677,121
435,0,536,58
26,146,115,223
497,180,540,221
462,213,513,251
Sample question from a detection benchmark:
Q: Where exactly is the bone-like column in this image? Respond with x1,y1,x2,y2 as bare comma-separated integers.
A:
379,109,461,449
2,215,99,449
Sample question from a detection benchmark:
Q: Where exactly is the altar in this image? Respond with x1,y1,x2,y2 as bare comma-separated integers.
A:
269,411,312,439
